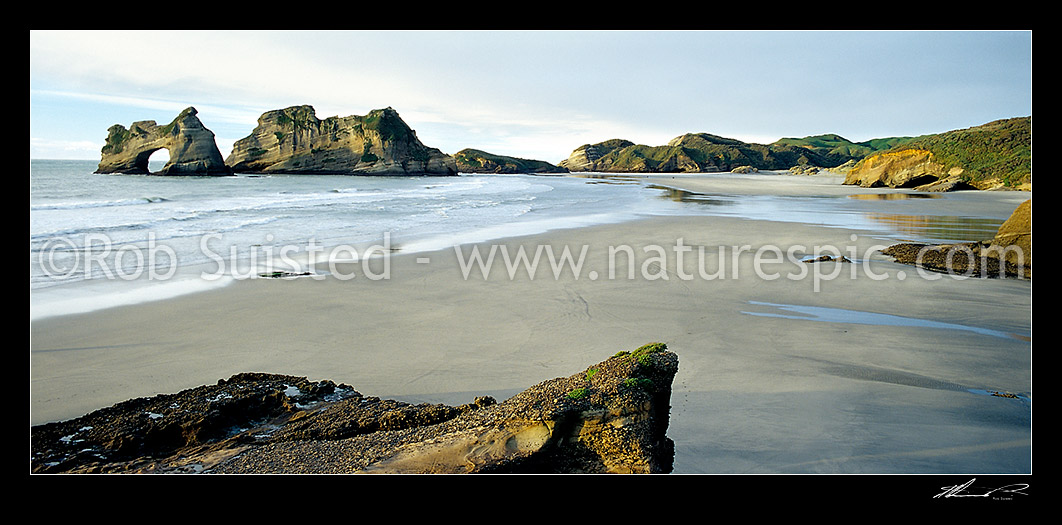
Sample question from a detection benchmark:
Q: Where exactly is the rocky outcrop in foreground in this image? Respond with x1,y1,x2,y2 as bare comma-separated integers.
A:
31,344,678,474
95,107,232,176
881,199,1031,278
225,106,457,176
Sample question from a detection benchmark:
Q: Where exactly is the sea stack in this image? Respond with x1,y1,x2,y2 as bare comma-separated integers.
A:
95,107,233,176
225,106,457,176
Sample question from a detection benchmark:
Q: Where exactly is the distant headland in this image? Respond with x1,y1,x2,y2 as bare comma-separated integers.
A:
94,106,1031,191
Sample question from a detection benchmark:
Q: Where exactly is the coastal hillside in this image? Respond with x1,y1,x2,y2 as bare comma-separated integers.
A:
453,148,568,174
558,117,1031,192
771,133,913,159
225,106,457,176
558,133,874,173
844,117,1031,190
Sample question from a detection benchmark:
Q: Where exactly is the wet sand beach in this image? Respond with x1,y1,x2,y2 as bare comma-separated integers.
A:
29,173,1032,474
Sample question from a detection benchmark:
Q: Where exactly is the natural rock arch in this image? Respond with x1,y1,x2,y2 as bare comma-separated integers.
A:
96,107,232,176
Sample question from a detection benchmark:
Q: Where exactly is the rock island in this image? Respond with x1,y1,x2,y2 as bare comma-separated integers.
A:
95,107,232,176
226,105,457,176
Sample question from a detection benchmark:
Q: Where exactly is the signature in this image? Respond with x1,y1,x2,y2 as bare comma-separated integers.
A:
934,478,1029,499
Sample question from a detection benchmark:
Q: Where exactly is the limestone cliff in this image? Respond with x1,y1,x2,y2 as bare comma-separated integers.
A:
843,149,956,188
844,117,1031,191
558,139,634,172
31,343,679,474
453,148,568,174
225,106,456,176
95,107,232,176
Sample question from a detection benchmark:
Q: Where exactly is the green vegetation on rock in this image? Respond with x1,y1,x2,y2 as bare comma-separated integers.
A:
876,117,1031,187
453,148,567,174
361,142,378,163
274,106,317,131
624,377,654,390
567,387,588,399
101,124,132,154
156,107,196,137
362,108,413,142
563,117,1030,190
614,342,668,365
225,105,457,176
771,133,913,159
96,107,231,176
564,133,875,173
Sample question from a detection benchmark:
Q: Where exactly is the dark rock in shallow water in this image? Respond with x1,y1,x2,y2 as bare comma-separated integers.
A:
31,344,679,474
802,254,851,263
880,242,1027,279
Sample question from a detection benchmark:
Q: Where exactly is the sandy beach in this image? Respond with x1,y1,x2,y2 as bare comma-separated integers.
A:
29,173,1032,474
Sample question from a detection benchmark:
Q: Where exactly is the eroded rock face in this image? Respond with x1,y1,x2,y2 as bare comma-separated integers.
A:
225,106,457,176
31,344,679,474
990,199,1032,269
841,148,991,191
558,139,635,172
95,107,232,176
843,149,954,188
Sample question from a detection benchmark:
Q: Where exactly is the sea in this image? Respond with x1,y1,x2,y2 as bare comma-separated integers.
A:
30,159,1012,321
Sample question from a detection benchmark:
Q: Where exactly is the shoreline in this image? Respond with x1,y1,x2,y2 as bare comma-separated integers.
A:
29,173,1033,473
29,170,1029,324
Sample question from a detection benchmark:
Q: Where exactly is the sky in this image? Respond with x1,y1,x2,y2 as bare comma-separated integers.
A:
29,30,1032,164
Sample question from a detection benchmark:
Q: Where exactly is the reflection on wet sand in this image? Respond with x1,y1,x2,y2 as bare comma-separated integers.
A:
647,185,731,206
863,212,1004,243
646,183,1005,244
567,174,644,185
848,193,941,200
742,301,1026,341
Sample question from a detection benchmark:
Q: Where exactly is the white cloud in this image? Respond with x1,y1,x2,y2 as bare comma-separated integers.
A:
30,137,101,160
29,30,1032,162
